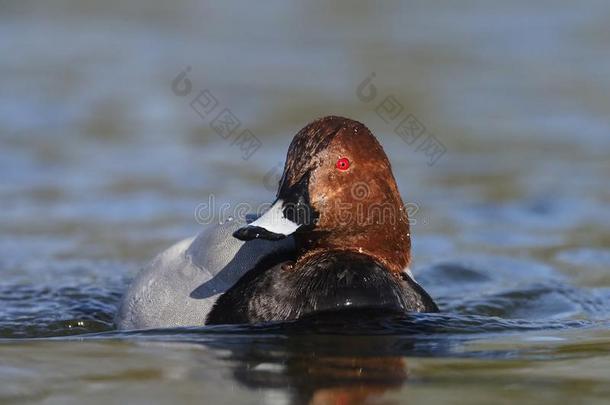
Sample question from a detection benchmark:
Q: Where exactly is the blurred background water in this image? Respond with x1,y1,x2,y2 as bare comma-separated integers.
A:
1,1,610,404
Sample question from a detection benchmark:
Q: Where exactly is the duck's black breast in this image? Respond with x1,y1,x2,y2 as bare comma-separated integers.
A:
206,250,438,325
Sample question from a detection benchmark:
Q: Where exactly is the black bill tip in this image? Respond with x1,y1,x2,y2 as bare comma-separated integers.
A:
232,226,288,241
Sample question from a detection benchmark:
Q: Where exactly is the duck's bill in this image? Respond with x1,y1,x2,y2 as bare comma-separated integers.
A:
233,199,301,241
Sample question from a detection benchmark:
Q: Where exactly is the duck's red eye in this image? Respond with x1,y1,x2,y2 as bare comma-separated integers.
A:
336,157,350,171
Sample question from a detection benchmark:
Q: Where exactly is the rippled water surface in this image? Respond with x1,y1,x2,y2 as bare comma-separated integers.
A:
1,1,610,404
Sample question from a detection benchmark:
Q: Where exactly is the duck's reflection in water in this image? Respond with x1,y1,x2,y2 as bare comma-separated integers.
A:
226,333,411,405
296,356,407,405
176,311,458,404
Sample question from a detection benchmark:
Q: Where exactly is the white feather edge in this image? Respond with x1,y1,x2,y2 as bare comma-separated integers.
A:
248,199,300,235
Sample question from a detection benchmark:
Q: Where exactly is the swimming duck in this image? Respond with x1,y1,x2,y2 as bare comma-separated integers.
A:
116,116,437,329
